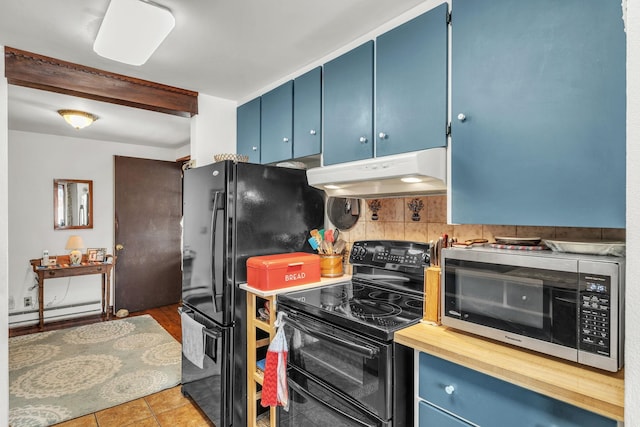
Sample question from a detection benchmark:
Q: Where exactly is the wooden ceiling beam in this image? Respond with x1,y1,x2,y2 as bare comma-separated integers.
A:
4,46,198,117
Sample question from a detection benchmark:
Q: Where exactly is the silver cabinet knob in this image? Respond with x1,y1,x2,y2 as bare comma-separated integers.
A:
252,146,258,151
283,137,289,143
359,136,368,144
310,129,317,135
445,385,455,395
378,132,387,139
457,113,467,122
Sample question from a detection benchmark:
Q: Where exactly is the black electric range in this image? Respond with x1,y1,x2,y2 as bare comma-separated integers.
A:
278,240,430,341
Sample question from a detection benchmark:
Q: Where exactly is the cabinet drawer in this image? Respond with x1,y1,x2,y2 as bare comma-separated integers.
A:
419,401,470,427
418,352,615,427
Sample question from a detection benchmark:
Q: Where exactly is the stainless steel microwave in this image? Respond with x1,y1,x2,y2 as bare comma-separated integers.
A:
441,246,625,372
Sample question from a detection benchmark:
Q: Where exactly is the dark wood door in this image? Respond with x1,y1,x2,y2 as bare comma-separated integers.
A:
114,156,182,312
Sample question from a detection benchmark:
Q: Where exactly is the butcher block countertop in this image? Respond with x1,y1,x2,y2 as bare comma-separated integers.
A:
395,322,624,422
239,275,352,298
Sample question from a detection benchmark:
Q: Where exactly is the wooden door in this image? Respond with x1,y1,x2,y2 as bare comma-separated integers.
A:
114,156,182,313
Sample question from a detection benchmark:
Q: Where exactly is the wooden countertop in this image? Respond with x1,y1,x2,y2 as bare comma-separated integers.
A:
395,322,624,422
239,275,352,298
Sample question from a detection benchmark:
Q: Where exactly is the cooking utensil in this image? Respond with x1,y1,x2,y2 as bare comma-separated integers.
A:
333,238,346,255
327,197,360,230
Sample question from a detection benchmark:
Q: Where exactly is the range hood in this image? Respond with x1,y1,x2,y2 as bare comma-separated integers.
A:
306,148,447,198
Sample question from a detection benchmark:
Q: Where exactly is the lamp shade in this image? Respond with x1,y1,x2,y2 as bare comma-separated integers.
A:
65,235,85,250
58,110,98,129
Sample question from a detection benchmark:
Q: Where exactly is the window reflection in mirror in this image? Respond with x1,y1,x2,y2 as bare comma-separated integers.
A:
53,179,93,229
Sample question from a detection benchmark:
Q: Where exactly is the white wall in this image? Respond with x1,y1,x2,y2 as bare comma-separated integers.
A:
190,93,237,167
626,0,639,424
7,130,178,326
1,44,10,427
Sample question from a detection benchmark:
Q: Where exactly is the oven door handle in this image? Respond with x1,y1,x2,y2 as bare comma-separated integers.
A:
288,376,379,427
288,313,379,358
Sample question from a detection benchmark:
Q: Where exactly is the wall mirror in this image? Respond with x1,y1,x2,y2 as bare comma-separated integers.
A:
53,179,93,229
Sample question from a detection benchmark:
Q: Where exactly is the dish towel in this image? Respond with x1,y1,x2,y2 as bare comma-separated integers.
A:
181,312,205,369
261,313,289,410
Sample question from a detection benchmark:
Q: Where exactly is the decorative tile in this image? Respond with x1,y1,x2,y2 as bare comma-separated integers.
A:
602,228,626,241
384,222,405,240
426,195,447,223
405,197,428,223
405,222,429,243
554,227,602,240
515,226,555,240
365,199,383,222
452,224,483,242
483,225,517,242
380,198,405,222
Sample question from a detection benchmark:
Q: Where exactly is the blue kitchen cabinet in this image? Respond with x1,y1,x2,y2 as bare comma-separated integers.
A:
450,0,626,228
323,41,374,165
419,401,469,427
260,80,293,164
293,67,322,159
375,3,448,157
237,97,261,163
417,352,616,427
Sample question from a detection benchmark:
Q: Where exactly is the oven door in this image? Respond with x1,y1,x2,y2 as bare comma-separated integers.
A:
280,308,393,420
278,367,391,427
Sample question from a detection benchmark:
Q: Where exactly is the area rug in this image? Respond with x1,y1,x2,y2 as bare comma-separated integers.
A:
8,315,181,427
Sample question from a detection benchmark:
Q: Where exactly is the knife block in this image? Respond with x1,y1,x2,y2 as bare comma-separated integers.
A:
424,266,441,324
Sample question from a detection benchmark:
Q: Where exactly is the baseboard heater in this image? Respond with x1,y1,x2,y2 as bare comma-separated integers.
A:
9,301,102,327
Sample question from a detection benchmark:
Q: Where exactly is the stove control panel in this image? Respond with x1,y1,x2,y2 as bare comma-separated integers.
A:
350,240,430,269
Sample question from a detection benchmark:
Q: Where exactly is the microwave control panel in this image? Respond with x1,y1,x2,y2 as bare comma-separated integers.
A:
579,273,611,356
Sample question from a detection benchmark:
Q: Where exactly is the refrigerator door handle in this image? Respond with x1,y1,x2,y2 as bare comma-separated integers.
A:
203,326,222,364
209,191,223,312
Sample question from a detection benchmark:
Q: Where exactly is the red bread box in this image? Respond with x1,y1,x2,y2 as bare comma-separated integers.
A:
246,252,321,291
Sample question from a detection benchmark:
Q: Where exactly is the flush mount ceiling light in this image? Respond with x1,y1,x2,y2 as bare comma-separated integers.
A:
58,110,99,130
93,0,175,66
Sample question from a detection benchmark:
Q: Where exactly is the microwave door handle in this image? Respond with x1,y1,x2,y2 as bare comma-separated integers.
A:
288,377,377,427
289,315,378,358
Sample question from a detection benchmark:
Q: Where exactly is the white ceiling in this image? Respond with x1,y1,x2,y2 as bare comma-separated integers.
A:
0,0,429,149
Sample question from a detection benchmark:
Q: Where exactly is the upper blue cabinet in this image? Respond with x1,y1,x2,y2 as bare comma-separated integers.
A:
376,3,448,157
260,80,294,164
294,67,322,159
323,41,375,165
237,97,261,163
450,0,626,228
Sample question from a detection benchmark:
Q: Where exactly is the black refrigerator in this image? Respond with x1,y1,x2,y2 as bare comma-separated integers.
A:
180,160,324,426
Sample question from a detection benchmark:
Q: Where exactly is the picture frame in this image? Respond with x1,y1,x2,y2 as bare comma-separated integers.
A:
87,248,107,262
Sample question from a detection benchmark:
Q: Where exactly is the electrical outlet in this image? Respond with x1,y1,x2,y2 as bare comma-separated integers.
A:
24,296,32,307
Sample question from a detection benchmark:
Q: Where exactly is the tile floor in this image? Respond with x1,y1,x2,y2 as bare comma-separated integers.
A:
53,385,214,427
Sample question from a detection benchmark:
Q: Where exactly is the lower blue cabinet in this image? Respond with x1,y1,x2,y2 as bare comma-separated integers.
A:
418,352,615,427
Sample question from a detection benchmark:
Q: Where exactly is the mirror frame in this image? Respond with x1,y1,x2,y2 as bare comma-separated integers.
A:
53,179,94,230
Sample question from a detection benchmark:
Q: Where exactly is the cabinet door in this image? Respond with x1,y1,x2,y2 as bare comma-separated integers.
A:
323,41,374,165
293,67,322,158
419,401,470,426
237,98,261,163
418,352,616,427
261,80,293,164
450,0,626,227
376,3,448,157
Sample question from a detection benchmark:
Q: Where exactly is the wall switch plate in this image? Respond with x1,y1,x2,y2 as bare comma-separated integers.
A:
24,296,32,307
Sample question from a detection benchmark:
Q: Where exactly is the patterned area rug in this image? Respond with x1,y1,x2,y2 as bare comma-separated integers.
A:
9,315,181,427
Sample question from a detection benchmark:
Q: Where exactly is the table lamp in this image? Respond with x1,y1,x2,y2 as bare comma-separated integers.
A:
65,235,85,265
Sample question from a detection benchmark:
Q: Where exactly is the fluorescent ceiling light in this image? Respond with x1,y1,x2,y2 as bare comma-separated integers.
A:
94,0,175,66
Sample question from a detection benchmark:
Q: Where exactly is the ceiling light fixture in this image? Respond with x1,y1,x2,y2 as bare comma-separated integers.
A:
93,0,175,66
57,110,98,130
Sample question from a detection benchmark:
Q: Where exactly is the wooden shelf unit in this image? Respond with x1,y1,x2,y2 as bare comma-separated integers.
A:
246,290,277,427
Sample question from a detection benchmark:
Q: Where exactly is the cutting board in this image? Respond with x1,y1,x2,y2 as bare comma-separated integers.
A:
424,266,441,324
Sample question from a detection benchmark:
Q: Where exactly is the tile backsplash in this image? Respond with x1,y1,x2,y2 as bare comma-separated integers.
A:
336,195,625,254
